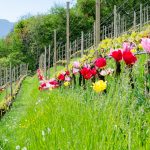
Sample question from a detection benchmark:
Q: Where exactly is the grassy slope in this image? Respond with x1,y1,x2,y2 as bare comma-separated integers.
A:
0,55,149,150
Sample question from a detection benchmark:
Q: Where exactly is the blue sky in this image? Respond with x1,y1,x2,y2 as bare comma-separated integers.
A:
0,0,76,22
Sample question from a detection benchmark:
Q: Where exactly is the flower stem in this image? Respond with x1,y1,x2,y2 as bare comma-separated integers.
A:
115,61,121,76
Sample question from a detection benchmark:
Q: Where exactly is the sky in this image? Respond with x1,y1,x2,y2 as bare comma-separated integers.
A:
0,0,76,22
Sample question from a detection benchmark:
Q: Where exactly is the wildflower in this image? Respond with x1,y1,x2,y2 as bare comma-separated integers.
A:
21,147,27,150
64,81,70,87
94,58,106,69
92,80,107,93
109,49,122,62
42,130,45,136
141,38,150,53
122,51,137,65
47,128,51,134
16,145,20,150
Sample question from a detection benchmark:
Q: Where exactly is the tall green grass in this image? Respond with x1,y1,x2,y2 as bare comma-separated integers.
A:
0,54,149,150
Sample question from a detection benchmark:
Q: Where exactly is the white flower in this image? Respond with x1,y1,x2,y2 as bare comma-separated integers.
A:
100,70,107,76
21,147,27,150
4,138,8,142
16,145,20,150
42,130,45,136
61,128,65,133
47,128,51,134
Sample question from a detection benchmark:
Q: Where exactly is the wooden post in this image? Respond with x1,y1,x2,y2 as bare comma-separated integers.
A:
48,45,51,78
44,46,47,79
10,63,13,97
75,40,77,58
96,0,100,56
147,5,149,23
70,42,72,59
94,22,96,48
14,67,16,82
20,64,22,78
114,5,117,37
16,66,18,81
54,30,57,75
105,26,107,39
118,13,120,36
66,1,70,70
81,31,84,57
26,64,28,76
0,68,1,86
140,4,143,31
133,11,136,30
5,67,8,99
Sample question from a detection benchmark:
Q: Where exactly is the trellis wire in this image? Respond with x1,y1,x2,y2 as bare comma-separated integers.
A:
39,2,150,78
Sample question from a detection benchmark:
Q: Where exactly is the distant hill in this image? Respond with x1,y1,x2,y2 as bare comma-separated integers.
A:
0,19,14,38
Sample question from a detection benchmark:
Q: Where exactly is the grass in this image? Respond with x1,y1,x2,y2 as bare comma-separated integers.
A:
0,54,149,150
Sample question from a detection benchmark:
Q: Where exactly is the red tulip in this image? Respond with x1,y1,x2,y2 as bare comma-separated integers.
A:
94,58,106,69
110,50,122,62
49,80,58,86
41,82,46,88
38,74,44,81
58,74,65,81
65,70,70,76
80,67,93,80
122,51,137,65
91,68,97,76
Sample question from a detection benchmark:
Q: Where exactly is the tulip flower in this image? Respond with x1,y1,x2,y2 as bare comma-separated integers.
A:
92,80,107,93
109,50,122,62
73,68,80,74
73,61,80,68
64,81,70,87
65,76,71,81
122,51,137,65
80,67,93,80
91,68,97,76
94,58,106,69
58,74,65,81
141,38,150,53
123,42,135,51
65,70,70,76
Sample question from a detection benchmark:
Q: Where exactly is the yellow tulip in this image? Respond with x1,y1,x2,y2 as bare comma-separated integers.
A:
92,80,107,93
64,81,70,87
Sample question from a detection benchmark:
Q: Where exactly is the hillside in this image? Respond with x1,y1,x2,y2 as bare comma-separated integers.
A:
0,19,14,38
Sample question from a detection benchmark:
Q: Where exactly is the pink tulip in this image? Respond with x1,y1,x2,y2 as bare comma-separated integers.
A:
73,68,79,74
73,61,80,68
141,38,150,53
123,42,135,51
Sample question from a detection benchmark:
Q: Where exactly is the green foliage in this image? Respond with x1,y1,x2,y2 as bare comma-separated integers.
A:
0,54,149,149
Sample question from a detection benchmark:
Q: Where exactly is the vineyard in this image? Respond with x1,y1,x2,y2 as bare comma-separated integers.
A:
0,0,150,150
